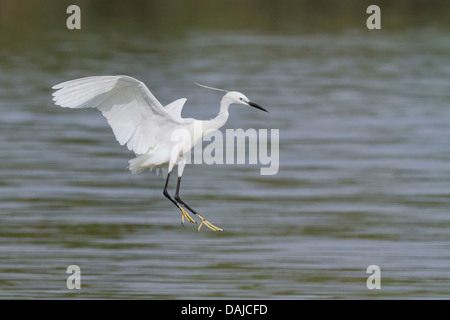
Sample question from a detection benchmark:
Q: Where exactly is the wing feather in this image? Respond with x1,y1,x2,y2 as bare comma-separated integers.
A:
52,75,182,155
165,98,187,121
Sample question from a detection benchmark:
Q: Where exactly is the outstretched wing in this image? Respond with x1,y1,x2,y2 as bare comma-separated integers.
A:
165,98,187,121
52,75,183,155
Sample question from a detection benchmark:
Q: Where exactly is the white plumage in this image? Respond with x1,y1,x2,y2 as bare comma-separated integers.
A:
53,75,197,181
52,75,267,231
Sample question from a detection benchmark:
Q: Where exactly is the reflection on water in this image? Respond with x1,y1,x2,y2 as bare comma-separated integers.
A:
0,1,450,299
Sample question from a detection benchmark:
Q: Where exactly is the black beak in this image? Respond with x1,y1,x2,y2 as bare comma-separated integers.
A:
248,101,268,113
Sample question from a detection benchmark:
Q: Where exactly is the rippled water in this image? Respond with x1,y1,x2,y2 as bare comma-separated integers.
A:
1,10,450,298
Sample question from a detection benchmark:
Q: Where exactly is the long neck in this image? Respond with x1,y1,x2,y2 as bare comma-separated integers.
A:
200,97,231,137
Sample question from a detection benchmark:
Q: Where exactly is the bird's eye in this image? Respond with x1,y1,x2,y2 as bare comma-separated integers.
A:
239,97,243,101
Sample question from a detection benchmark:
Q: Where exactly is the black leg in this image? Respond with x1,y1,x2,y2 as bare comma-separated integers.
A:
163,172,179,209
174,176,223,232
174,176,200,216
165,173,196,225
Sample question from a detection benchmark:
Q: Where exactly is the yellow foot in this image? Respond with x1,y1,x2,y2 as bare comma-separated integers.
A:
180,207,196,225
196,214,224,232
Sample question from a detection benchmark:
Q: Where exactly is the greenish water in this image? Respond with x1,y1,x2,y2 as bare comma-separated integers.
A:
0,0,449,299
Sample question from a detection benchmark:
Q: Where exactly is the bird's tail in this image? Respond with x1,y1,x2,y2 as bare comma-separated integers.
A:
127,155,151,174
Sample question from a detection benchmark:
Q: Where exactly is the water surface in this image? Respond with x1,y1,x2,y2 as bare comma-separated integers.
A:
0,1,449,299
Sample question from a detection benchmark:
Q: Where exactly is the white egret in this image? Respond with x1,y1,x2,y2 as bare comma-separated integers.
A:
52,75,267,232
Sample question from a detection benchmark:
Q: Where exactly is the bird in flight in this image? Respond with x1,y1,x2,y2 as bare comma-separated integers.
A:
52,75,267,232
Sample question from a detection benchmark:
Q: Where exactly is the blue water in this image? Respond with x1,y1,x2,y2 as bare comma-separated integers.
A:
0,12,449,298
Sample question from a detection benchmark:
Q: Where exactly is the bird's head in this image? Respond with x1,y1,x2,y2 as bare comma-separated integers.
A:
223,91,268,112
195,82,268,113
